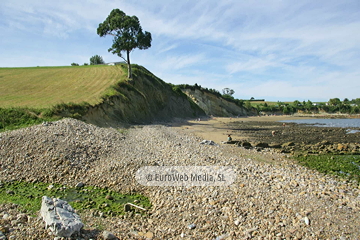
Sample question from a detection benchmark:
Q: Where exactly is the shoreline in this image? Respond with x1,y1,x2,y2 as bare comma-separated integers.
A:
172,115,360,152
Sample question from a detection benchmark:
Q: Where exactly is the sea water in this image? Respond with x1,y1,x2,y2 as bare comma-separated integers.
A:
280,118,360,133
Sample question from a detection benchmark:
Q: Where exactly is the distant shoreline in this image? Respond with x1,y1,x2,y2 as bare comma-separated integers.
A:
172,114,360,144
225,113,360,122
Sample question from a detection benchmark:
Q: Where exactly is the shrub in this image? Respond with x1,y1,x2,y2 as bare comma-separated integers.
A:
90,55,105,65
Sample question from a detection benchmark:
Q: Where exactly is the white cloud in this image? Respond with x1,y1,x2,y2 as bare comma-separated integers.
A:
226,58,279,74
160,53,207,70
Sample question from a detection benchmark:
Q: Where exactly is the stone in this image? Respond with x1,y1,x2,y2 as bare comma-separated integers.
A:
212,190,218,198
269,144,282,148
188,223,196,229
105,195,113,200
0,231,6,240
215,233,230,240
102,230,117,240
75,182,85,188
200,140,217,145
16,214,28,223
282,142,295,147
320,140,332,145
144,232,154,239
40,196,83,238
0,227,8,234
5,190,14,195
241,141,252,149
337,144,347,151
303,217,310,225
255,142,269,148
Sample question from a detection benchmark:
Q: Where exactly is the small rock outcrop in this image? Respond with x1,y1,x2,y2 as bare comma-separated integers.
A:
40,196,83,238
102,230,118,240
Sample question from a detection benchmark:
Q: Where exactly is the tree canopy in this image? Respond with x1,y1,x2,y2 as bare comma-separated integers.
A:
90,55,105,65
97,9,152,79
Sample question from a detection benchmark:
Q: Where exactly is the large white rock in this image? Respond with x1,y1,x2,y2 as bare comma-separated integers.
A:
40,196,84,237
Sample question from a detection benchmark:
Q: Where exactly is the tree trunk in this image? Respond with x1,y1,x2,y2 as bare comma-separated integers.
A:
127,50,132,79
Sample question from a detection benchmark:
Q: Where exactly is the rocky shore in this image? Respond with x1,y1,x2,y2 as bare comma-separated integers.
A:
224,120,360,155
0,118,360,239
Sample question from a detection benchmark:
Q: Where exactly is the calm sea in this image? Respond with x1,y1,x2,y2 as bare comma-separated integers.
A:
280,118,360,128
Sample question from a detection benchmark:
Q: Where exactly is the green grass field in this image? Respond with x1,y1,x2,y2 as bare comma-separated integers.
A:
0,65,126,108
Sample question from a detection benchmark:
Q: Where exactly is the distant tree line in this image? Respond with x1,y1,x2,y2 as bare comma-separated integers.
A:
71,55,105,66
255,98,360,115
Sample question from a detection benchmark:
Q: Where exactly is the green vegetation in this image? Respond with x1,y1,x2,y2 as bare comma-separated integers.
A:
0,181,151,216
0,64,131,131
0,64,126,108
97,8,152,79
50,102,92,119
254,98,360,115
294,154,360,183
0,107,59,132
90,55,105,65
0,64,202,131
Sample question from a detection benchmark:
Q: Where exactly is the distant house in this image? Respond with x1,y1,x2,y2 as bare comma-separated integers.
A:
107,61,125,66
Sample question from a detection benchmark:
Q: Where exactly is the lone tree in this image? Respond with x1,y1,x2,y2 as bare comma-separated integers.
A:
90,55,105,65
97,9,152,79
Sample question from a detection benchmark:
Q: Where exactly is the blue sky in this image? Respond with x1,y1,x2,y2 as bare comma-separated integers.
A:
1,0,359,102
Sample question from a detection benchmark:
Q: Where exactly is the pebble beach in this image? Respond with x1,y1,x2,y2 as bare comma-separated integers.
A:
0,118,359,239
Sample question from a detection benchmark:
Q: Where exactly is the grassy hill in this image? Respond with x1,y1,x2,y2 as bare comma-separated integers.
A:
0,64,207,131
0,65,126,108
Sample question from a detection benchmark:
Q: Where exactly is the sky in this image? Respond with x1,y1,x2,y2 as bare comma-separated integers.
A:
1,0,360,102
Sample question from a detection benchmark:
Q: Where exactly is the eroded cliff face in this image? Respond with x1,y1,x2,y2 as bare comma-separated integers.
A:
81,65,253,127
182,89,251,117
82,67,205,127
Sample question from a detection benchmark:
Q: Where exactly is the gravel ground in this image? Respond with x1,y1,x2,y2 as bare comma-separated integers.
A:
0,118,359,239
